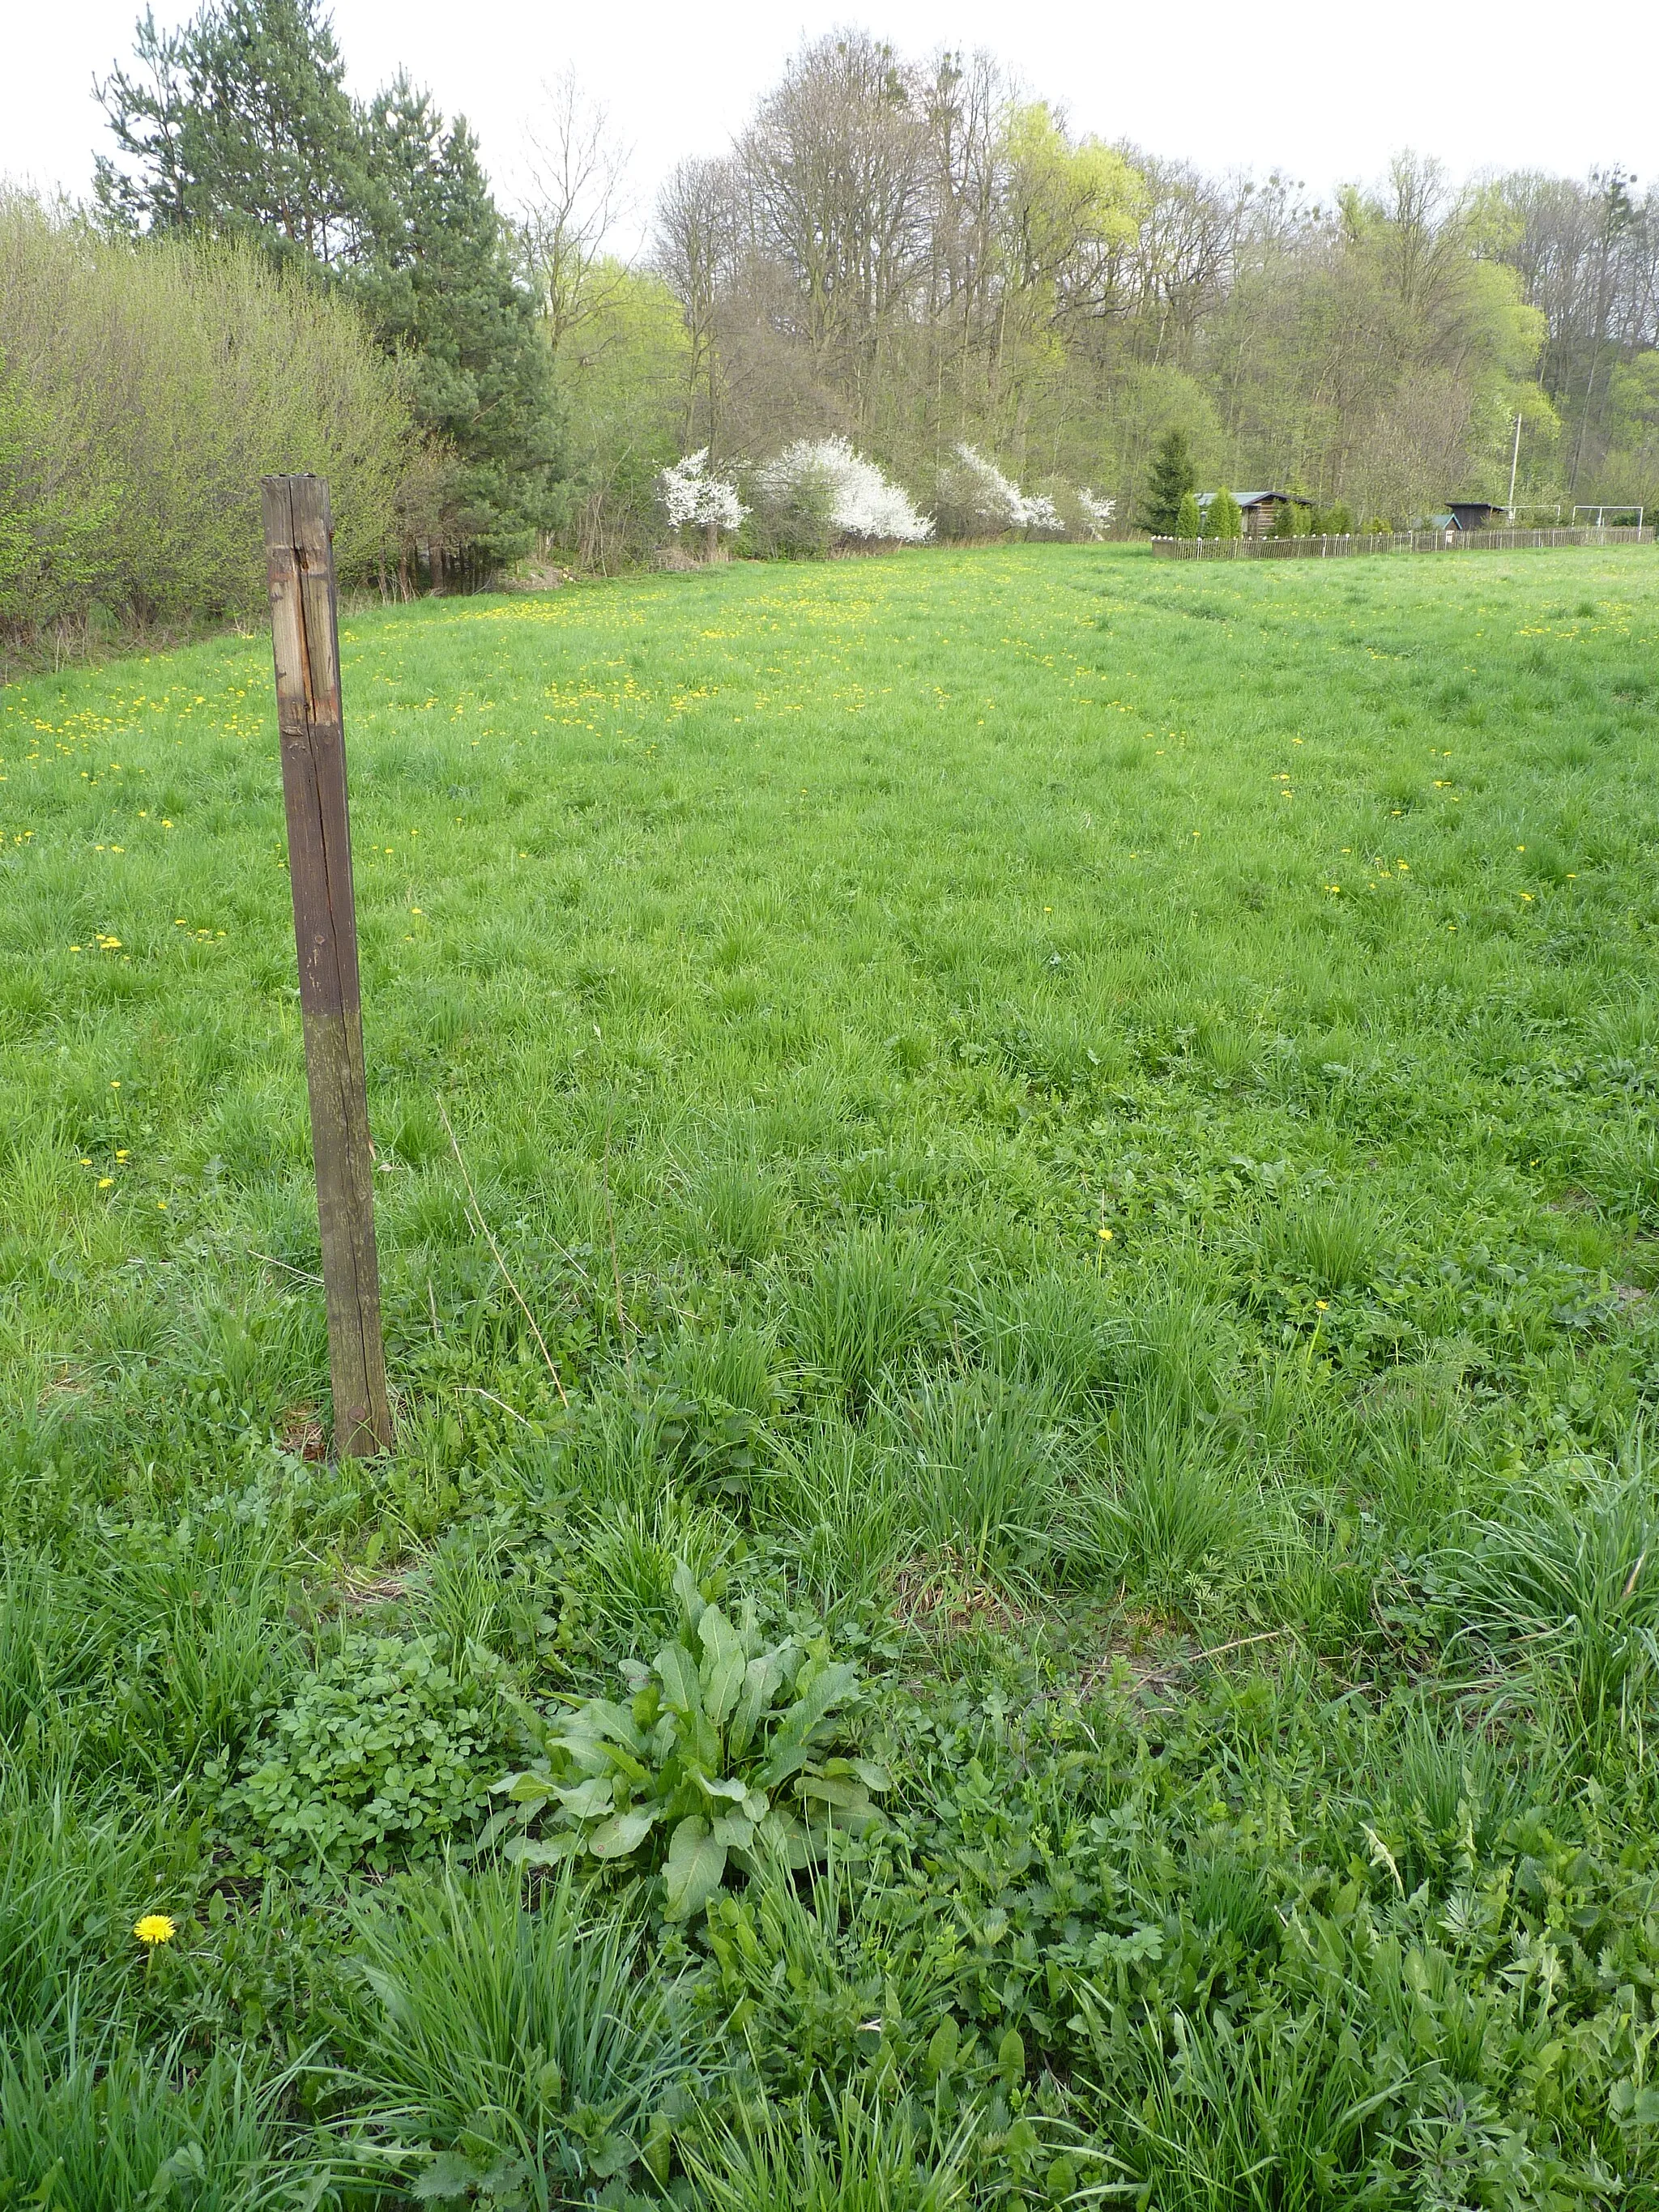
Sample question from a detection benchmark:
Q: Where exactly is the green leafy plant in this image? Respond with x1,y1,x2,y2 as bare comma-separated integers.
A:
486,1565,884,1918
214,1634,514,1879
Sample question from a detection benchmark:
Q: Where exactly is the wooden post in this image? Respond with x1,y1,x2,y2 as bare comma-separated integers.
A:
262,475,392,1457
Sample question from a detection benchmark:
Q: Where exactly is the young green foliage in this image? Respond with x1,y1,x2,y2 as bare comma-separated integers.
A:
487,1563,883,1917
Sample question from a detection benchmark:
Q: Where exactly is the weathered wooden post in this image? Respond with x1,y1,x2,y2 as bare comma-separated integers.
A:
262,474,392,1457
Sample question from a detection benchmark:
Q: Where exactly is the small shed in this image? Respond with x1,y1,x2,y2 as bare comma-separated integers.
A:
1440,501,1506,531
1196,490,1308,538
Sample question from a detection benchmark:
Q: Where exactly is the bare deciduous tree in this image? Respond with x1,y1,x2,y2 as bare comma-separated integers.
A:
519,69,633,360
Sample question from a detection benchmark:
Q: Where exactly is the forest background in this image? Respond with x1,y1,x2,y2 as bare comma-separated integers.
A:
4,0,1659,649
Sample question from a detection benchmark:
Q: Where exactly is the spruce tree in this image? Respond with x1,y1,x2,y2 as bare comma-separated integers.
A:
1139,428,1196,535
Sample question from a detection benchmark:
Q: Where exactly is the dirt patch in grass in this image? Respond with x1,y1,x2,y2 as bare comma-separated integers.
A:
278,1408,327,1462
891,1550,1030,1639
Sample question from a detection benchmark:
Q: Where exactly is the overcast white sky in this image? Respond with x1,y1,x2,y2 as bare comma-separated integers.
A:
6,0,1657,239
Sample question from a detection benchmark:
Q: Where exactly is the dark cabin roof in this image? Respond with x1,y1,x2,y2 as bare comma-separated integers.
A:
1196,489,1303,510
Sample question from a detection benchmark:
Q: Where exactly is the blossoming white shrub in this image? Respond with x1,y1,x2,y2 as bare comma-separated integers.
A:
1021,490,1064,537
1076,488,1115,538
936,446,1115,541
934,445,1038,538
751,437,932,551
658,449,747,538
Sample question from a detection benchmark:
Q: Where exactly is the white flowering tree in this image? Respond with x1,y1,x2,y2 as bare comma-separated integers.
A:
1075,488,1115,539
750,437,932,556
934,445,1034,538
936,445,1115,541
658,450,747,557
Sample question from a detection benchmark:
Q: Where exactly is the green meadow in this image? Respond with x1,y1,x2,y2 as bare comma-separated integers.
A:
4,542,1659,2204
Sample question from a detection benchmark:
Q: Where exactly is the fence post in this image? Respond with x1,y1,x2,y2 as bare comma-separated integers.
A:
262,474,392,1458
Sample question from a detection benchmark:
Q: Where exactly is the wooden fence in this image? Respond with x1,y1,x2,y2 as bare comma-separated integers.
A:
1153,526,1653,560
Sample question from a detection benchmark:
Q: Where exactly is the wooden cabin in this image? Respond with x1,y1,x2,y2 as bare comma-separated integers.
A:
1435,501,1506,532
1196,490,1308,538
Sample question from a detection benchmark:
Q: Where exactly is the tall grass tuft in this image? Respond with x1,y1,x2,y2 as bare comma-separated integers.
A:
1078,1400,1265,1605
685,2082,974,2212
1259,1187,1384,1294
339,1862,678,2206
0,2028,306,2209
878,1372,1066,1584
1105,2004,1397,2212
1435,1456,1659,1747
789,1225,955,1412
971,1268,1132,1416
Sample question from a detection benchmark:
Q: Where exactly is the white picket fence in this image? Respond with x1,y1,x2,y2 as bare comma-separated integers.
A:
1153,525,1653,560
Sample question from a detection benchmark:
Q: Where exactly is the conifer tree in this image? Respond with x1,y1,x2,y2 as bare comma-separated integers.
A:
97,4,562,565
95,0,365,266
1209,486,1243,538
1175,490,1201,539
353,79,561,560
1140,428,1196,535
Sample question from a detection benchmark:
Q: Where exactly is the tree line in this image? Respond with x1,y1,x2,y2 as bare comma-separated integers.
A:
646,38,1657,529
4,0,1657,650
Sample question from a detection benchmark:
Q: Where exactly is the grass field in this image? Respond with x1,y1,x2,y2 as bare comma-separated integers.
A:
4,541,1659,2204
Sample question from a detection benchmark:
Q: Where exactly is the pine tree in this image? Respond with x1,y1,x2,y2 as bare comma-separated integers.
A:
96,6,563,567
352,79,561,562
1209,486,1243,539
95,0,365,266
1139,428,1196,535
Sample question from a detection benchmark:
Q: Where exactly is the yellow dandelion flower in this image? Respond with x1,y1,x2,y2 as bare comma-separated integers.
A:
134,1914,175,1946
98,1177,114,1189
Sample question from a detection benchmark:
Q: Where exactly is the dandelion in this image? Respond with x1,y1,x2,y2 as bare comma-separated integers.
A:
134,1914,175,1946
1315,1299,1329,1311
1098,1227,1113,1242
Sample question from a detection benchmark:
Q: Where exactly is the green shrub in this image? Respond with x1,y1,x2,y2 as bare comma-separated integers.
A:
1208,487,1243,539
1174,490,1201,539
486,1563,882,1919
214,1634,513,1878
0,190,414,641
